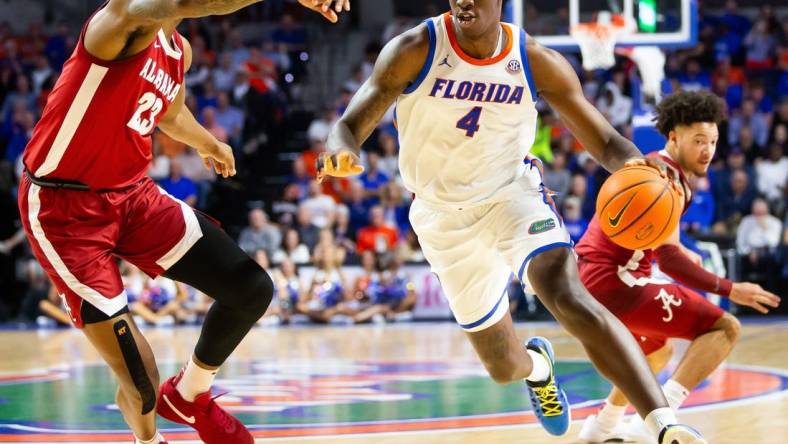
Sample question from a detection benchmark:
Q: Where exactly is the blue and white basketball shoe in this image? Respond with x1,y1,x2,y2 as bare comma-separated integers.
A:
525,336,571,436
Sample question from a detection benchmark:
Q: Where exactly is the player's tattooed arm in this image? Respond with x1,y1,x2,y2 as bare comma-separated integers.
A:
527,37,641,173
319,24,428,180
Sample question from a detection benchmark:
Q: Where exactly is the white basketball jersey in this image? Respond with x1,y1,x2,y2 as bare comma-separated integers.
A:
396,13,539,209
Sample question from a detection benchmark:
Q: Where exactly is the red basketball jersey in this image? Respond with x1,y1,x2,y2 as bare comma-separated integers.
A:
23,18,185,190
576,151,692,291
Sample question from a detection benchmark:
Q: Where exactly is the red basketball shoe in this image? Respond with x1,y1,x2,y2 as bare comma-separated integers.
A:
157,371,253,444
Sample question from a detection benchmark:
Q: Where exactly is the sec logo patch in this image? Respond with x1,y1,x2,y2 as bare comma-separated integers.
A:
506,59,522,74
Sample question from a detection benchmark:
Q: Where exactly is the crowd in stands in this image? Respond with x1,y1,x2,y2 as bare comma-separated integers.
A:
0,1,785,327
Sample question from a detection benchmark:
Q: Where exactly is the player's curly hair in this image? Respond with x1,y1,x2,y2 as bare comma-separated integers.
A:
653,91,726,137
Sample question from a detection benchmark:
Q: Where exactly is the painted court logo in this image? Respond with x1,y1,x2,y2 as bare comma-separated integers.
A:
0,359,784,441
529,218,556,234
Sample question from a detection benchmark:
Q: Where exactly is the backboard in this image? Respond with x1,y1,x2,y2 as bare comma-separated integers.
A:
510,0,697,50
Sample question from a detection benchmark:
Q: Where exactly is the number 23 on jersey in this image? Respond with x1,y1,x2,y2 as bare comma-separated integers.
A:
127,92,163,136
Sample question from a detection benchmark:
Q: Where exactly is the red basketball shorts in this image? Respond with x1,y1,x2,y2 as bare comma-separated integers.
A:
18,175,203,327
580,270,725,355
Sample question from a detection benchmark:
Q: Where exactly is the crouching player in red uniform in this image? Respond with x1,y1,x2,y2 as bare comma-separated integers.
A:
17,1,350,443
575,91,781,443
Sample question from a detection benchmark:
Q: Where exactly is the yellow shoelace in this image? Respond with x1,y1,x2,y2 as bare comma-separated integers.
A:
533,381,563,417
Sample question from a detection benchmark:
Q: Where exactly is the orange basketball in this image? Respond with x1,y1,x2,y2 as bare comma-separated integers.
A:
596,165,683,251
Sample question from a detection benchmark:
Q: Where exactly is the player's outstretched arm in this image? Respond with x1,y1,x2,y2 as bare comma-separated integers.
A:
158,38,236,177
526,37,641,172
86,1,348,61
319,24,429,180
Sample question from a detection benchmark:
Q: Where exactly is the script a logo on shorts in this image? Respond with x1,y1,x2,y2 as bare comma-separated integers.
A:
654,288,682,322
607,193,637,228
529,218,556,234
506,59,521,74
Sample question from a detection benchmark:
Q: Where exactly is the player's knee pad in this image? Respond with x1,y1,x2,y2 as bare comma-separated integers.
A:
224,260,274,316
113,320,157,415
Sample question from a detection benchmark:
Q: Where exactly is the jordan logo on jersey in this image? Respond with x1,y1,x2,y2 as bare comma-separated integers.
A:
438,55,452,68
654,288,682,322
429,78,524,104
139,58,181,102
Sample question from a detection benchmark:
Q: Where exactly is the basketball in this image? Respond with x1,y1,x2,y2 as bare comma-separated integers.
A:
596,165,682,251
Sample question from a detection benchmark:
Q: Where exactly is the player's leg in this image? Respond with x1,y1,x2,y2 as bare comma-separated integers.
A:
18,179,167,443
82,307,162,443
117,182,273,443
527,247,675,433
668,310,739,398
410,198,570,435
580,342,673,442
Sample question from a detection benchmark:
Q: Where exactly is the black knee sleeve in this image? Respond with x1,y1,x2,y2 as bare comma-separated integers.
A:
113,320,156,415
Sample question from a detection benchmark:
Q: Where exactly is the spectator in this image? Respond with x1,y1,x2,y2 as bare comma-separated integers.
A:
530,115,554,163
272,228,310,265
261,258,303,325
755,143,787,206
300,232,351,323
715,169,757,231
380,181,411,234
0,75,36,122
744,19,777,70
244,47,278,94
272,183,302,226
397,229,425,263
201,106,228,143
272,13,307,52
2,108,33,164
295,205,320,252
737,126,762,164
377,132,400,179
681,176,716,233
677,59,712,91
159,158,198,207
212,52,237,93
737,199,783,290
214,92,244,147
334,204,356,253
29,55,52,95
300,180,337,229
289,157,311,199
300,137,326,178
544,151,571,206
353,256,417,324
360,151,390,201
227,30,250,71
346,180,372,236
307,106,336,143
719,0,751,37
596,82,632,130
124,263,190,326
357,206,399,255
238,208,282,258
567,174,594,221
562,196,588,244
728,99,770,148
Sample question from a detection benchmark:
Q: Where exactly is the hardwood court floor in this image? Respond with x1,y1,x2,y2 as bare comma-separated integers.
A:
0,321,785,443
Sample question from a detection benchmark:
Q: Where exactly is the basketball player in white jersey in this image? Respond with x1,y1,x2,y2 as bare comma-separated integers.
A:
318,1,707,442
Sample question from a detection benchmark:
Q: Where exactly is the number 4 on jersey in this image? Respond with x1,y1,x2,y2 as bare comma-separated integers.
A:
456,106,482,138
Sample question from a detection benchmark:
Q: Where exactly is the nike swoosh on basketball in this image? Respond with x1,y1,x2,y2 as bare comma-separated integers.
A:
608,194,636,227
162,394,196,424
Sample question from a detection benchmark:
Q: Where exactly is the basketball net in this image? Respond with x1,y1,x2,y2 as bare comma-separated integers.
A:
570,12,628,71
571,12,666,100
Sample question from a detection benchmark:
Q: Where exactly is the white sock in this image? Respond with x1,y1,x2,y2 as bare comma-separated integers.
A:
644,407,677,437
525,349,551,382
596,400,627,432
135,432,164,444
176,358,218,402
662,379,690,410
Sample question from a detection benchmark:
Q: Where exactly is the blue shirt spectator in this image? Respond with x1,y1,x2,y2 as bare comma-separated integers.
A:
160,160,198,207
561,196,588,243
681,177,716,233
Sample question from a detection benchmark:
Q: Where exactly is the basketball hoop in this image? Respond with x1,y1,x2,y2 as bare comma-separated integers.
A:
570,13,628,71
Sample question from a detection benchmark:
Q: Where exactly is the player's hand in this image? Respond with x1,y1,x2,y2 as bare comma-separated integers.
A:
298,0,350,23
625,157,682,197
316,150,364,182
197,142,236,178
729,282,781,314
